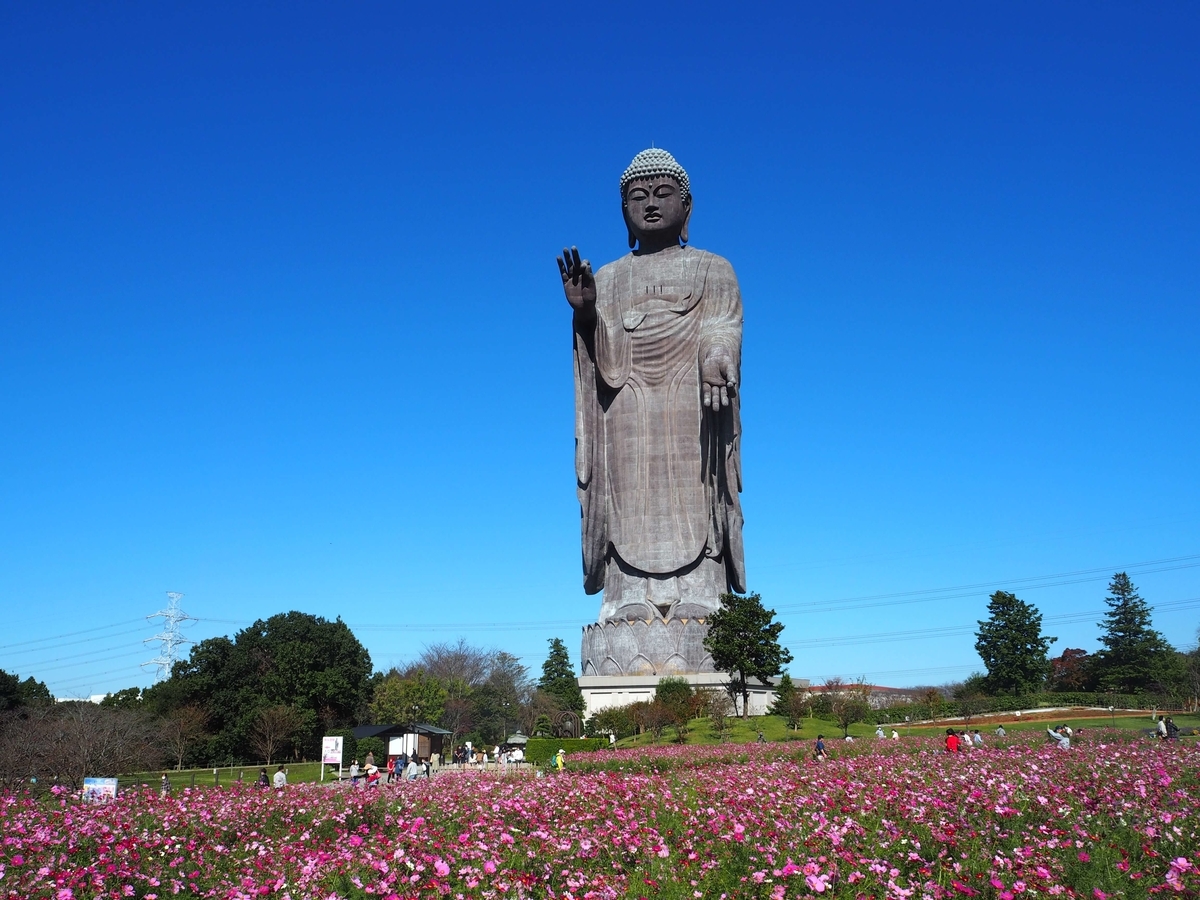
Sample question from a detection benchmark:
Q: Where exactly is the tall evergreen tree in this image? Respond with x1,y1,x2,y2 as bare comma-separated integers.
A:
537,638,584,714
704,592,793,718
974,591,1055,695
1093,573,1173,693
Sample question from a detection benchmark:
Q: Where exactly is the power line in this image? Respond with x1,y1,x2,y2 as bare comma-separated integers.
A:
341,553,1200,632
806,662,980,683
783,596,1200,650
774,555,1200,615
0,618,146,652
2,627,148,660
31,648,148,677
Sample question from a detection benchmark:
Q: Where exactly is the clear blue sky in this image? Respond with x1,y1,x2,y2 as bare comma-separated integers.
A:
2,3,1197,699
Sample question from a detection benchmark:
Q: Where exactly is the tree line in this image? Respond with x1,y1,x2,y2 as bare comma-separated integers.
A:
0,612,587,783
970,572,1199,706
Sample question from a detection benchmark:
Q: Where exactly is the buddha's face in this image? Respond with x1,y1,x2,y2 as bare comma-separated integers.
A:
623,176,689,244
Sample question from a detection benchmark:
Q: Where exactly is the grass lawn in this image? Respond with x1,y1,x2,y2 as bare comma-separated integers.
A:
615,709,1200,749
121,760,343,791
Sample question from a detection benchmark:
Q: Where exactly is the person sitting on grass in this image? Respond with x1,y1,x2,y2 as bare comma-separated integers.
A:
944,729,960,753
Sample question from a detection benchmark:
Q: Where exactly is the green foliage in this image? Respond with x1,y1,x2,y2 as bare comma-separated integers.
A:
878,690,1175,722
951,673,989,700
768,673,809,732
470,652,531,745
1093,573,1175,693
655,677,694,720
355,736,384,762
584,705,636,740
370,670,447,726
0,671,52,711
537,638,584,714
826,679,871,737
975,591,1055,695
703,592,793,718
143,611,373,764
100,687,144,709
522,737,607,766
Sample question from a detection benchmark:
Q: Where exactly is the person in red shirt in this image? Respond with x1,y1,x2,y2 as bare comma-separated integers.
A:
945,728,960,752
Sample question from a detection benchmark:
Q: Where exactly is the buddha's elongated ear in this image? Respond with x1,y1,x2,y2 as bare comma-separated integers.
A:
680,195,693,245
622,202,638,250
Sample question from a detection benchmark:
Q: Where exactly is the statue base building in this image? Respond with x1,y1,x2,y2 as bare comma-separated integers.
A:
579,616,715,677
579,672,802,719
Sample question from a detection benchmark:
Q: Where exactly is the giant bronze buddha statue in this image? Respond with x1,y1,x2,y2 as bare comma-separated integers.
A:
558,149,745,676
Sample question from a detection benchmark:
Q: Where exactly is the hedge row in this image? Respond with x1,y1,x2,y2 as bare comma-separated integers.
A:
523,738,608,766
871,691,1176,723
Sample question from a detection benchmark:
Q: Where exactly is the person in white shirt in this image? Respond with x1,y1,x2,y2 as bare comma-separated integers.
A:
272,766,287,789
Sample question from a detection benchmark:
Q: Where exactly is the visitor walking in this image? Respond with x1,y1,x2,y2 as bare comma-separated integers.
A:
814,734,826,761
349,759,360,787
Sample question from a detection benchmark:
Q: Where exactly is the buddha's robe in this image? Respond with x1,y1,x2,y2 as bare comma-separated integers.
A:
573,245,745,613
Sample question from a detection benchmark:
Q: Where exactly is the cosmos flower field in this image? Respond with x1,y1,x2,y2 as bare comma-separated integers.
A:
2,732,1197,899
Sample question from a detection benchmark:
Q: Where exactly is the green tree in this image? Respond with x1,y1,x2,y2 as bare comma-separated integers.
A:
470,651,530,744
0,671,52,711
769,672,808,732
537,638,584,714
584,705,635,740
703,592,793,718
370,670,447,726
100,687,144,709
1093,573,1174,693
143,611,373,764
974,591,1055,695
827,677,871,737
655,677,695,737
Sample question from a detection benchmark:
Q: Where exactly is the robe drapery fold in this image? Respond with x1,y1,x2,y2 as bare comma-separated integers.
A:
573,246,745,601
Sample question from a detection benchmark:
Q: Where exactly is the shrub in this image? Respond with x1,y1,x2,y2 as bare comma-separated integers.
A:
523,737,608,766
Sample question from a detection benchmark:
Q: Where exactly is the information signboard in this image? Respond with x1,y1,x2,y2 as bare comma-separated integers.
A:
83,777,118,803
321,735,343,765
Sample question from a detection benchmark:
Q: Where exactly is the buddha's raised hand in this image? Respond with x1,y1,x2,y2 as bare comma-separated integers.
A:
557,246,596,312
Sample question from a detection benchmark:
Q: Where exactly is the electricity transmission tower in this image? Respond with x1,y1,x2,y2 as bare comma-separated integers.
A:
143,591,195,681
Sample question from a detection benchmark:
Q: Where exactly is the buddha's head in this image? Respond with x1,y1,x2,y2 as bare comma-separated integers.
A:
620,148,692,250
